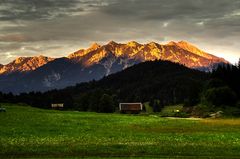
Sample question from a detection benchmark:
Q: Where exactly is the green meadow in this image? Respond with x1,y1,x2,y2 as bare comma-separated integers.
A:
1,104,240,158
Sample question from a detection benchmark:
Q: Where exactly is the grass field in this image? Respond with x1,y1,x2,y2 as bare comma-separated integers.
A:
1,104,240,158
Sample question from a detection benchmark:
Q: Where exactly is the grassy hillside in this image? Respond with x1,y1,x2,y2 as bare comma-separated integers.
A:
1,104,240,158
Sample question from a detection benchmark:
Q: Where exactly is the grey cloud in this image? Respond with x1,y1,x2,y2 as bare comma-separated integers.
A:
0,0,107,21
101,0,240,20
2,0,239,41
0,0,239,64
0,34,30,42
0,42,22,52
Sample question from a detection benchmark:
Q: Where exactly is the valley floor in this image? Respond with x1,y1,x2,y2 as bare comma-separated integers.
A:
0,104,240,158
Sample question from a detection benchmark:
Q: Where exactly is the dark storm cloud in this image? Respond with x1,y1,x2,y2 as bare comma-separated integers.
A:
0,0,240,64
0,0,115,24
0,0,91,20
101,0,240,20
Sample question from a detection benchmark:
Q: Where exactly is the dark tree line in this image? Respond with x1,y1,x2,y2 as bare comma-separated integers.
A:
0,59,240,113
199,60,240,109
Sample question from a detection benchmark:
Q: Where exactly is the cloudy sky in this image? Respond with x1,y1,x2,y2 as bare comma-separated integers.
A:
0,0,240,64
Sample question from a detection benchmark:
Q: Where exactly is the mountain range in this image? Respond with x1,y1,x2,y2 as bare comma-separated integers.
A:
0,41,228,93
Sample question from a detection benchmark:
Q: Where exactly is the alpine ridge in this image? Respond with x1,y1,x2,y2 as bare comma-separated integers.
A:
0,55,54,74
66,40,228,69
0,41,228,93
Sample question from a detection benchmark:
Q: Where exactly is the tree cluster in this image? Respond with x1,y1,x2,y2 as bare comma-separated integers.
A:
0,59,239,113
200,59,240,109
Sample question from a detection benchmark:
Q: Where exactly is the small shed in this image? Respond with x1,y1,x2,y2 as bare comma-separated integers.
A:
51,103,64,110
119,103,143,114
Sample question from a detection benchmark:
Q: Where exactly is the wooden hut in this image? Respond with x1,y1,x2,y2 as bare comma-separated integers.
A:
119,103,143,114
51,103,64,110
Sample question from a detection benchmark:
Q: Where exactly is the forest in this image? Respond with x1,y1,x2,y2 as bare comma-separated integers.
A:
1,59,240,116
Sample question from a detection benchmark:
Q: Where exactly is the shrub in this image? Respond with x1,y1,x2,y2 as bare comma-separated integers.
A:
201,86,237,107
99,94,115,113
191,105,212,118
174,112,190,118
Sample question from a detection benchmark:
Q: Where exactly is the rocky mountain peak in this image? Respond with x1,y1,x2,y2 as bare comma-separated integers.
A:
167,41,178,46
14,57,27,64
89,42,101,50
68,43,101,60
167,41,221,60
127,41,141,47
69,40,228,68
176,41,202,52
0,55,54,74
108,40,118,45
147,42,159,48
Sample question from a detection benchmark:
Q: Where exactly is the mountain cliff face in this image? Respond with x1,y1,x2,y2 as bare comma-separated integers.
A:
0,55,54,74
0,41,228,93
67,40,228,70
